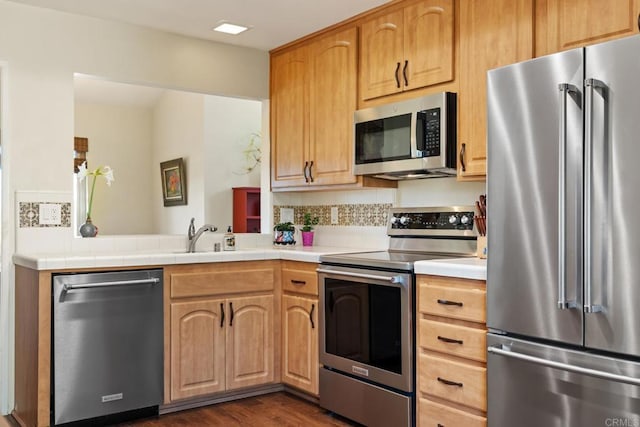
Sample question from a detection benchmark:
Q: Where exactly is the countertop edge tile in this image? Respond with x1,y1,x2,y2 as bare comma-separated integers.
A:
414,258,487,281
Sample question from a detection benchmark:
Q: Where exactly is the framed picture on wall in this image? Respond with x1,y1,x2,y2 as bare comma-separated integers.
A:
160,157,187,207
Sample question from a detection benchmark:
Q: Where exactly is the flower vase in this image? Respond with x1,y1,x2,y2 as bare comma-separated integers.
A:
301,231,314,246
79,216,98,238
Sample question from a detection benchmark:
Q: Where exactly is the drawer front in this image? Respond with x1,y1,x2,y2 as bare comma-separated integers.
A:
171,268,274,298
419,354,487,411
420,284,486,323
419,397,486,427
281,264,318,296
419,319,486,362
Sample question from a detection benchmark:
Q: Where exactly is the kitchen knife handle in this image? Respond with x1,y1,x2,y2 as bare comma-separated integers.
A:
395,62,401,88
220,303,225,328
557,83,579,310
310,304,315,329
584,79,605,314
402,60,408,86
437,299,463,307
437,377,463,387
303,161,310,183
459,143,466,172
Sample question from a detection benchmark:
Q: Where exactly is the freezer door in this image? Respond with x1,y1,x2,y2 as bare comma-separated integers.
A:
584,34,640,357
487,49,584,344
488,334,640,427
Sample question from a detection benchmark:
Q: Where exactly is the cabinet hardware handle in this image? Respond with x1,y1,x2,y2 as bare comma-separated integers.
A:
402,60,408,86
437,377,463,387
291,280,306,285
438,424,445,427
220,303,225,328
229,302,234,327
308,160,314,182
395,62,401,88
310,303,315,329
437,335,463,345
637,13,639,31
459,143,466,172
437,299,463,307
303,161,310,183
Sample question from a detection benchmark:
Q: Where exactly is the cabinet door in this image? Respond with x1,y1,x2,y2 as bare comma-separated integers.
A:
360,9,404,100
308,27,358,186
536,0,640,56
457,0,533,179
282,295,318,395
170,299,226,400
270,46,309,188
403,0,454,91
226,295,275,390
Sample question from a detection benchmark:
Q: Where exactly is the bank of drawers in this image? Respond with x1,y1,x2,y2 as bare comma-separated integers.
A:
417,275,487,427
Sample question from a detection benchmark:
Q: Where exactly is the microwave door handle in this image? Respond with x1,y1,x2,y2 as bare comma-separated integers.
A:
410,111,418,157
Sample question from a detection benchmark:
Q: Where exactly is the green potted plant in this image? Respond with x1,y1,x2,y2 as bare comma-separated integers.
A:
301,213,319,246
273,221,296,245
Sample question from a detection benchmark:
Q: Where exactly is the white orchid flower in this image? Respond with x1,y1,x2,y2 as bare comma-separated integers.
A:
77,163,116,219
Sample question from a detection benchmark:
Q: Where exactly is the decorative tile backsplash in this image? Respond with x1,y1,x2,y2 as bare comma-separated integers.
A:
273,203,392,227
19,202,72,228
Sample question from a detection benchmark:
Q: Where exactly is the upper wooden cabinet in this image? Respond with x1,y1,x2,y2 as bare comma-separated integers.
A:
359,0,454,101
536,0,640,56
457,0,534,180
271,27,358,189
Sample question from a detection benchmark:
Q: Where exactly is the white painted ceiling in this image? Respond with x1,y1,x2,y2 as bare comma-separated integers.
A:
6,0,391,51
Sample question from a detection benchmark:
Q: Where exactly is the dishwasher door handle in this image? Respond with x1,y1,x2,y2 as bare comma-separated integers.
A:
62,278,160,292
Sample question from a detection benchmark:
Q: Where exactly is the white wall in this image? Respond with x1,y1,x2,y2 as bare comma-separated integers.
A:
0,0,268,413
75,102,155,234
152,90,205,234
203,95,262,230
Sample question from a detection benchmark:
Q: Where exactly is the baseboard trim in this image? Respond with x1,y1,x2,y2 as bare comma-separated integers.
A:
159,384,285,415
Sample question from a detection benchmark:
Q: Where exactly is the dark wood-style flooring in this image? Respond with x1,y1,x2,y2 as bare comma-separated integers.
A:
116,392,357,426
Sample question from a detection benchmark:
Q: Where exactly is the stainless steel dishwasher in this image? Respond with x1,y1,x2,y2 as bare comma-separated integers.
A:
52,269,163,425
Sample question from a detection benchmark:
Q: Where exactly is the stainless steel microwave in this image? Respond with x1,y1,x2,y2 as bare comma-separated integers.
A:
353,92,457,179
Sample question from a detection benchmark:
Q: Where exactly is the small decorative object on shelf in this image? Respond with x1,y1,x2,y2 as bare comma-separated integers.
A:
77,162,114,238
301,212,319,247
273,222,296,245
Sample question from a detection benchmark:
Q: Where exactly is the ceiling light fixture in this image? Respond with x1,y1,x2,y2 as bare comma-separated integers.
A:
213,22,250,35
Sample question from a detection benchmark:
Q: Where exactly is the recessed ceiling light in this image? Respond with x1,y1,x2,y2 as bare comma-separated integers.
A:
213,22,250,35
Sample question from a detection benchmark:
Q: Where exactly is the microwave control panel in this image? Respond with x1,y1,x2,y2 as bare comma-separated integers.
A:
418,108,441,157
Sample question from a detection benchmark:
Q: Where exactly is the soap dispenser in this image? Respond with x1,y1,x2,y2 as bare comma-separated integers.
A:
223,226,236,251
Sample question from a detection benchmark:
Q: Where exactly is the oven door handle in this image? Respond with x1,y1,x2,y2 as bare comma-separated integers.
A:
317,268,404,284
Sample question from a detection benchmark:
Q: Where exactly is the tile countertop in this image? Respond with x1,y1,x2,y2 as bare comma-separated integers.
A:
414,257,487,281
12,246,375,271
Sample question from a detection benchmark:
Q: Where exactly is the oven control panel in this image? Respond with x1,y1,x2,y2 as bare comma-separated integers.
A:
388,207,476,235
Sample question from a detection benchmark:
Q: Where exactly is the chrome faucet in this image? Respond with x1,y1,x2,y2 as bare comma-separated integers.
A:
187,218,217,253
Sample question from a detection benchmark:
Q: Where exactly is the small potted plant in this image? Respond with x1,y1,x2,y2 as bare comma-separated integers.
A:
273,221,296,245
301,213,319,247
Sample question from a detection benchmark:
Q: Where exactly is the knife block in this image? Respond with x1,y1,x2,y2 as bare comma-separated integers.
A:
477,236,487,259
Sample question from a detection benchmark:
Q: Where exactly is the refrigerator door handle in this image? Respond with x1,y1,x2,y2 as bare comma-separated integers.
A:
488,344,640,386
557,83,580,310
584,78,606,314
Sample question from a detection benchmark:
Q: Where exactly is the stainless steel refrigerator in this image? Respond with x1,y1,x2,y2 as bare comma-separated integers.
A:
487,34,640,427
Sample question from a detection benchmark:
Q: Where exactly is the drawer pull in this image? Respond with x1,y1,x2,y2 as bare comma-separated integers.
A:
310,303,315,329
220,303,225,328
437,377,463,387
291,279,307,286
438,425,445,427
229,302,234,327
437,335,463,345
437,299,463,307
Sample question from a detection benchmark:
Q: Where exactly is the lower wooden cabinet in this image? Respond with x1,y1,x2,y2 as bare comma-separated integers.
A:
170,294,275,401
417,275,487,426
167,261,278,402
282,294,318,395
281,261,319,396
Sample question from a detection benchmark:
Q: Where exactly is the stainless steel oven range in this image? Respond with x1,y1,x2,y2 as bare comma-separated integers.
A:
317,206,476,427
